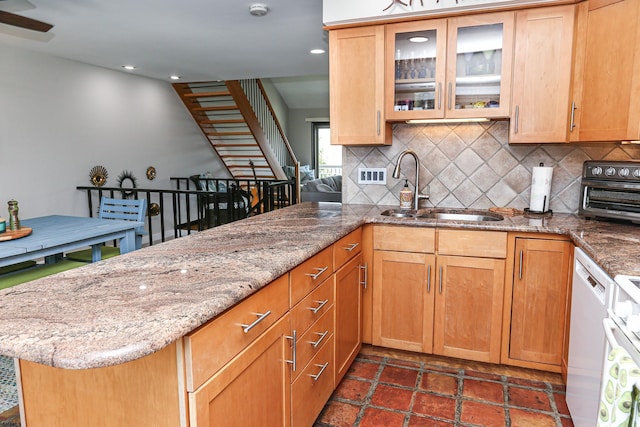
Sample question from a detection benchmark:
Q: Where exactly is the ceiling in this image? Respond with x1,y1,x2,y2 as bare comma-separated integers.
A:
0,0,330,109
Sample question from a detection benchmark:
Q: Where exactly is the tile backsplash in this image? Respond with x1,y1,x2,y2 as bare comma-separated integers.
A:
342,121,640,213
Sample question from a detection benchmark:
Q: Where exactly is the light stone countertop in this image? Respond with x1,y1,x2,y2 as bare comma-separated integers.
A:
0,202,638,369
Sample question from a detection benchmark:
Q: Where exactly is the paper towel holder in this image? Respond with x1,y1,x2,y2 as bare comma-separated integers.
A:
524,163,553,215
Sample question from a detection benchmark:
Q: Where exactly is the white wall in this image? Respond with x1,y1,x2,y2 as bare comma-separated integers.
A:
0,43,226,221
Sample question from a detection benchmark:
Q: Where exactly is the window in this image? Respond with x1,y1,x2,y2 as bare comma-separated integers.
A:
313,123,341,178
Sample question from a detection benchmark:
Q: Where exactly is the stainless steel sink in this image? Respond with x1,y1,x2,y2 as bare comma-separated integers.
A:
381,208,504,222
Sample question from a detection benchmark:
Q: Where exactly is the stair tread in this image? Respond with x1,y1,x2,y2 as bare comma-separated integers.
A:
202,119,246,124
207,131,253,136
183,91,231,98
192,106,239,111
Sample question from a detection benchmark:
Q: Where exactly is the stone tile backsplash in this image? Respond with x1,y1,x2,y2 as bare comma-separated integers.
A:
342,121,640,213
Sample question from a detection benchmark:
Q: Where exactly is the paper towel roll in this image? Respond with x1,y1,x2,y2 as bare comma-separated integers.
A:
529,164,553,213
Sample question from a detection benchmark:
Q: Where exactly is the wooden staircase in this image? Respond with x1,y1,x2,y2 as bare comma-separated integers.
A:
173,80,293,180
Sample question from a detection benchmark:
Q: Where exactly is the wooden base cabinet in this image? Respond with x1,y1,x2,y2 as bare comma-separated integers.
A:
502,235,572,372
372,250,436,353
189,315,292,427
335,253,364,384
434,255,505,364
372,227,506,364
19,343,186,427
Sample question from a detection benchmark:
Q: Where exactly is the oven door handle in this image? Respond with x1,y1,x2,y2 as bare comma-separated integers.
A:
603,318,620,348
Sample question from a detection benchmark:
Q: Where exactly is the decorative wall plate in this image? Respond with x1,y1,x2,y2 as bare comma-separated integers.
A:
117,170,137,199
89,165,108,187
146,166,157,180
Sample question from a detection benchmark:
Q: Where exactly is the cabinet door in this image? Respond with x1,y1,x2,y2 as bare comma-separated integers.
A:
446,11,514,118
372,250,435,353
433,255,505,364
510,5,576,143
189,316,291,427
385,19,448,120
509,238,571,367
329,26,391,145
335,254,363,384
571,0,640,141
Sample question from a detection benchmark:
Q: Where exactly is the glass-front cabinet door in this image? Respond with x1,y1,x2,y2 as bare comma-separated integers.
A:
385,12,514,121
385,19,447,120
446,12,514,119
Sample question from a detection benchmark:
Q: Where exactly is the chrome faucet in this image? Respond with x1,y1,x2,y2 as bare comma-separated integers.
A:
392,150,430,210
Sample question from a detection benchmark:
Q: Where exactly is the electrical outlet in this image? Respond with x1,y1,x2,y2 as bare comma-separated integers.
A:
358,167,387,184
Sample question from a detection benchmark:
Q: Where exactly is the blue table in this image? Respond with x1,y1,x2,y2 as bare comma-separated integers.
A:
0,215,143,267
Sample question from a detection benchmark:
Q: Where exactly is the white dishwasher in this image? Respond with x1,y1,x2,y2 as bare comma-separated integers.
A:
566,247,614,427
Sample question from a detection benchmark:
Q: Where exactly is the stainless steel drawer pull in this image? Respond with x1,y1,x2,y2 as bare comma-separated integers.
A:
308,299,329,314
514,105,519,134
343,243,360,252
241,310,271,333
285,329,297,372
305,266,328,280
439,266,443,294
427,264,431,293
448,82,453,110
359,264,368,289
310,330,329,348
309,362,329,381
437,82,442,110
519,250,523,280
570,101,577,131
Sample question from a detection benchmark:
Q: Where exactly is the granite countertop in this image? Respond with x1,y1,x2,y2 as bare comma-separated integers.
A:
1,202,639,370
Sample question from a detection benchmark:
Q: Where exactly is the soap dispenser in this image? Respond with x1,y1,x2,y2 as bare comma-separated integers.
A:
399,179,413,209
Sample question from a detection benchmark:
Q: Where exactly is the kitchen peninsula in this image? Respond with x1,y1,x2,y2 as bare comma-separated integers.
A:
1,202,640,426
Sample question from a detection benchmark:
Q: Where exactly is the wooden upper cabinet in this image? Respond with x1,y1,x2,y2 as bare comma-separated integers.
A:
510,5,577,143
385,11,514,121
570,0,640,142
329,26,391,146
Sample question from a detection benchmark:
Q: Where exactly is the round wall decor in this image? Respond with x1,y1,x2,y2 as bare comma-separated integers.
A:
146,166,157,180
89,165,108,187
117,170,138,199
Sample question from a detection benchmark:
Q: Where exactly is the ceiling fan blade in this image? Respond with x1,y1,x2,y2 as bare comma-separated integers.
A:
0,10,52,32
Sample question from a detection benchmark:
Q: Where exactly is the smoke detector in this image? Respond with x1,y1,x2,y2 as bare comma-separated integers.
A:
249,4,269,17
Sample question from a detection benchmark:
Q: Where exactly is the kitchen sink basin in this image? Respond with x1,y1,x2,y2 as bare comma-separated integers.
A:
381,208,504,222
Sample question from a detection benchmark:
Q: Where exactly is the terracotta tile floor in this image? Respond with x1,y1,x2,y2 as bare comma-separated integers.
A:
315,345,574,427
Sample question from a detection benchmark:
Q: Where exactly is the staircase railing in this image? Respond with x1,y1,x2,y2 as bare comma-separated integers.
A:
238,79,298,178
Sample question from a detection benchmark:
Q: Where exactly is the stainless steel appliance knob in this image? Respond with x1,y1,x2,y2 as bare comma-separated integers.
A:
619,168,630,177
592,166,603,175
605,167,616,176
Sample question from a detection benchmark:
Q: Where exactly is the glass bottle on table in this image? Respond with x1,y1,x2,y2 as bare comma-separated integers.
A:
8,200,20,231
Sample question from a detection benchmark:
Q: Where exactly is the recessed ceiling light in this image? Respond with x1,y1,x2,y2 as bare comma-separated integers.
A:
408,36,429,43
310,49,325,55
122,65,136,70
249,4,269,17
169,75,181,80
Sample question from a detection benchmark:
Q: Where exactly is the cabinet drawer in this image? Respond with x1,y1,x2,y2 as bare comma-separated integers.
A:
184,274,290,392
291,335,334,427
374,225,435,253
290,245,334,306
293,306,334,381
290,275,335,335
438,229,507,258
334,227,362,269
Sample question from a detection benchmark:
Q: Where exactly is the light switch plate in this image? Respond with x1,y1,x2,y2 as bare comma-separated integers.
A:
358,167,387,184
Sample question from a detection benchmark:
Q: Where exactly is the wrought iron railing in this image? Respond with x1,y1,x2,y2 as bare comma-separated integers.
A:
77,178,297,247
